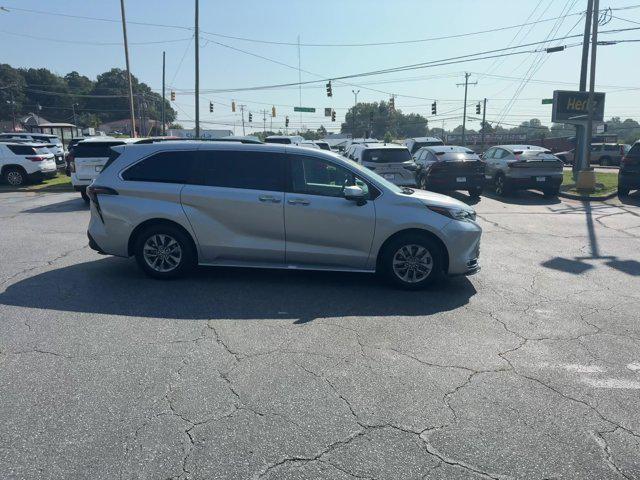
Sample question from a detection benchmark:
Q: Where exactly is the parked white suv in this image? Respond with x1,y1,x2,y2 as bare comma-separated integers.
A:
0,142,57,186
0,133,65,166
70,137,140,201
87,141,481,288
344,143,417,186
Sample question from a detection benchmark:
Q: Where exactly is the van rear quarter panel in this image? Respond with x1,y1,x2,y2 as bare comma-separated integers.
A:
93,181,196,258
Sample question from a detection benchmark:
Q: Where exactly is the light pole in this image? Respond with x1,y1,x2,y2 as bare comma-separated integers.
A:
194,0,200,138
456,72,477,146
351,89,359,139
119,0,136,137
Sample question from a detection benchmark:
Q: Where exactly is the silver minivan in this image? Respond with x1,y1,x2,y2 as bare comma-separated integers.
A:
87,141,481,289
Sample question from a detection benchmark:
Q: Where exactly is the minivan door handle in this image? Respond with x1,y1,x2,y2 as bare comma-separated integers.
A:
287,198,310,206
258,195,281,203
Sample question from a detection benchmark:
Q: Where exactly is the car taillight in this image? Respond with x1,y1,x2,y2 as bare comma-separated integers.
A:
26,156,46,162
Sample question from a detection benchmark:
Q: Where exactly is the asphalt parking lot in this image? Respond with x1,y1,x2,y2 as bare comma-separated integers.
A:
1,189,640,479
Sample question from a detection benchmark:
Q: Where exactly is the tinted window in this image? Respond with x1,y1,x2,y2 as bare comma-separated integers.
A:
494,149,507,159
264,137,291,144
317,143,331,151
289,154,370,198
628,143,640,157
7,145,36,155
483,149,495,159
362,148,411,163
196,150,285,191
75,142,125,158
122,151,198,183
411,141,444,152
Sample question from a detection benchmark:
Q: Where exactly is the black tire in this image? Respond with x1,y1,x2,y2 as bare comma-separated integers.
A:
494,173,510,197
418,174,428,190
380,233,444,290
3,166,27,186
80,190,90,203
468,186,483,198
600,157,611,166
134,224,196,279
618,186,630,197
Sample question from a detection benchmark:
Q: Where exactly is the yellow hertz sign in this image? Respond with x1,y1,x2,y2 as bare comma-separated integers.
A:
552,90,605,123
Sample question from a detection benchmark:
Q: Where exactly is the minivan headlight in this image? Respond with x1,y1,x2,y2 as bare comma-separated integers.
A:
427,205,476,222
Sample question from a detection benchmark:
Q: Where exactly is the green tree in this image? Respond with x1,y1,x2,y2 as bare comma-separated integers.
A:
0,64,27,122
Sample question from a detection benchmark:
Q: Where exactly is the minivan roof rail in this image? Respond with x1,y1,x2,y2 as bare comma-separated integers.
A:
134,137,264,145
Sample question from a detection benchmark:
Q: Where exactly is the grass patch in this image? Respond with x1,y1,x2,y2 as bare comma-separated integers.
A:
561,170,618,198
0,172,73,192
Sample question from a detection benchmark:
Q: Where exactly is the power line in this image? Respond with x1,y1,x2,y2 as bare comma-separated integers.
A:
0,29,191,46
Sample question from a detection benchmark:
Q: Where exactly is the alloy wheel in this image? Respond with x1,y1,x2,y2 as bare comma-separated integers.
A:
392,244,433,283
495,176,505,195
6,170,24,186
142,234,183,273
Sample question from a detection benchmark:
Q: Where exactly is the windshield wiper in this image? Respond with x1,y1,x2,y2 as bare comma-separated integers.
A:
401,187,414,195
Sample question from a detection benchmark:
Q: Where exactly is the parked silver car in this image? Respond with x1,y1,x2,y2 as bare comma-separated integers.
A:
483,145,563,197
87,141,481,288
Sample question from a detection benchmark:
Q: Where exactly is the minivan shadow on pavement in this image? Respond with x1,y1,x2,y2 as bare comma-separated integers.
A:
22,198,88,214
0,257,477,322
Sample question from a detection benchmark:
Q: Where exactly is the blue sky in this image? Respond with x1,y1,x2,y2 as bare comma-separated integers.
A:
1,0,639,134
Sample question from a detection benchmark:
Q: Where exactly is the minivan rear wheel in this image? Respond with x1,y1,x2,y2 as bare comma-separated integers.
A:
381,234,443,289
134,225,195,279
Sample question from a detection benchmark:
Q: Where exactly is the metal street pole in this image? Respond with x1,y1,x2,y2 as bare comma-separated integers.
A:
584,0,599,173
72,103,77,126
119,0,136,138
481,98,487,150
457,72,477,146
262,110,267,135
194,0,200,139
162,51,166,136
574,0,594,177
240,104,246,136
351,89,359,138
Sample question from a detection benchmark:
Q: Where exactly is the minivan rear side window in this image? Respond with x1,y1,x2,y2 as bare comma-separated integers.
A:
196,150,285,191
122,151,199,183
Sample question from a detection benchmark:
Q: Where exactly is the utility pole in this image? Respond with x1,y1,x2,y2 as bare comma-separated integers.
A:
351,89,359,139
480,98,487,150
442,119,445,144
71,103,78,127
297,35,302,125
8,91,16,131
584,0,599,176
575,0,595,177
194,0,200,138
239,104,246,136
162,51,166,136
456,72,477,146
261,109,267,134
119,0,136,137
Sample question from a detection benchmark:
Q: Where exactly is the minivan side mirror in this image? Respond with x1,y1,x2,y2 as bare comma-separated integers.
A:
344,185,367,205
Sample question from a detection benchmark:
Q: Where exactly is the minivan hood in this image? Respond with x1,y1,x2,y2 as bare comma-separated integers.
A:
407,188,472,210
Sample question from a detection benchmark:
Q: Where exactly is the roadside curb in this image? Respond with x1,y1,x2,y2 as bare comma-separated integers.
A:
558,190,618,201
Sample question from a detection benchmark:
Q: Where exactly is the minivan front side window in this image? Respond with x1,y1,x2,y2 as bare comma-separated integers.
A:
289,155,370,198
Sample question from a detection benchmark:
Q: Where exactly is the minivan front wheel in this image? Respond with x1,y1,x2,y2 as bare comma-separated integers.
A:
381,234,443,289
134,225,195,279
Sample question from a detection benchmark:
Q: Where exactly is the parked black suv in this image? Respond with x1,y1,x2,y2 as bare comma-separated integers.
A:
414,145,484,197
618,141,640,197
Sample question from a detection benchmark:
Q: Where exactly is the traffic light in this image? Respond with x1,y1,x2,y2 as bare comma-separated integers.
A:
209,101,214,113
476,102,481,115
170,91,175,101
431,101,437,115
285,116,289,127
231,101,236,112
331,110,336,122
272,106,276,117
389,96,395,111
326,80,332,97
248,112,253,122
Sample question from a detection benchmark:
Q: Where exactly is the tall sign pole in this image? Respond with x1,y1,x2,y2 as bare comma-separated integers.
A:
194,0,200,139
119,0,136,137
481,98,487,150
161,51,166,136
351,89,359,139
574,0,594,177
584,0,599,173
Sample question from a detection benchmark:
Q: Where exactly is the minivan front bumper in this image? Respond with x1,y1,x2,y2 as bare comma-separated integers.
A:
441,219,482,275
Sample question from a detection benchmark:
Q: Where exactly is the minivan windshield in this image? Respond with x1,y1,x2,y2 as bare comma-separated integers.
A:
362,148,412,163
